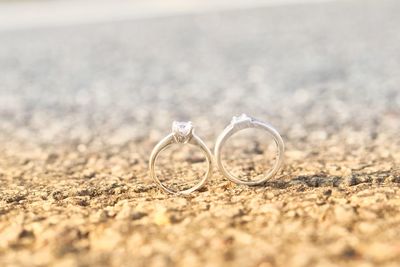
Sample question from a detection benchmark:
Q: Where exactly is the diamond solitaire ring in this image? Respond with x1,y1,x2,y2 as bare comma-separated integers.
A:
149,121,213,195
214,114,284,186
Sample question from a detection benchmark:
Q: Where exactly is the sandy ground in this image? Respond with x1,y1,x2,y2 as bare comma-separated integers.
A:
0,0,400,266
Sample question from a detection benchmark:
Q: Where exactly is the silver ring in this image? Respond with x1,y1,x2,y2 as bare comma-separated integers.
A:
214,114,284,185
149,121,212,195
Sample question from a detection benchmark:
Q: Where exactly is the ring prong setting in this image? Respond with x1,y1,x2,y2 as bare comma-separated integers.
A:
172,121,193,143
231,113,253,126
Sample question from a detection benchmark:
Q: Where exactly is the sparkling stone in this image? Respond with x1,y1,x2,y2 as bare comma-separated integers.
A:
231,113,251,124
172,121,193,137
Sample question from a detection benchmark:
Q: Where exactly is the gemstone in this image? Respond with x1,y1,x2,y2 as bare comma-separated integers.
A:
231,113,251,124
172,121,193,137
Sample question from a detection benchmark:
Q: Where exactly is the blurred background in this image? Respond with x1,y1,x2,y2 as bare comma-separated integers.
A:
0,0,399,148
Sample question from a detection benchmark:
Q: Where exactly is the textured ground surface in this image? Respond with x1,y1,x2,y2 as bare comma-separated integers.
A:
1,0,400,266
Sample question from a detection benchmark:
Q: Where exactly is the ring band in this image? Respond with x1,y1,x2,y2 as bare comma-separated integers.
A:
149,121,213,195
214,114,284,185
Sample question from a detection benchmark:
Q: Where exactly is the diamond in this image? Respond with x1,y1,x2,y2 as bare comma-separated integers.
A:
172,121,193,137
231,113,251,124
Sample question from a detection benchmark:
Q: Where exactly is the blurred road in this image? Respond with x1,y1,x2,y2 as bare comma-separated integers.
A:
0,0,399,147
0,0,400,266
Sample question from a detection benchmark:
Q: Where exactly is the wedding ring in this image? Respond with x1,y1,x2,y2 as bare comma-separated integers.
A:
149,121,212,194
214,114,284,185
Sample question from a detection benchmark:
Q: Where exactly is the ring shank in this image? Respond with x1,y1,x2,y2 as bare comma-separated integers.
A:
149,133,213,195
214,120,284,185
